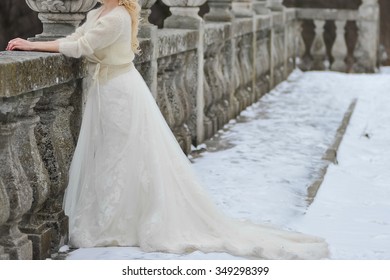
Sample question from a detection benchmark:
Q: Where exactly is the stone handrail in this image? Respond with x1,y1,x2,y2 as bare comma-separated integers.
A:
296,8,359,21
0,0,379,260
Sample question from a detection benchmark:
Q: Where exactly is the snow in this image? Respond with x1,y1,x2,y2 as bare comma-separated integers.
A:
66,68,390,260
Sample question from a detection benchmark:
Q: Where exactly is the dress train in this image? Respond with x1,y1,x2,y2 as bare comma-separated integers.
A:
64,66,329,259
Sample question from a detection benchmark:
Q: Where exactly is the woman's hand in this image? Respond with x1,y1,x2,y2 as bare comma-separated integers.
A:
6,38,34,51
5,38,59,53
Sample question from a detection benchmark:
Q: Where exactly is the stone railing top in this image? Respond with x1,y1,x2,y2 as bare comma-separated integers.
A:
284,8,296,22
296,8,359,21
271,11,284,27
233,17,254,37
0,51,86,98
204,22,231,46
253,14,272,31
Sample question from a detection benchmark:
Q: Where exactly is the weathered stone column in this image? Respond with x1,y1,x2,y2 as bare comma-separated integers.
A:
34,82,77,253
138,0,158,97
13,91,53,260
354,0,379,73
162,0,206,145
25,0,98,40
0,99,33,260
0,178,10,260
204,0,235,21
139,0,157,37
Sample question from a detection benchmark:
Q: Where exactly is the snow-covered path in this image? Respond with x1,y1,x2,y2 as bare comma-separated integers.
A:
66,69,390,260
291,69,390,259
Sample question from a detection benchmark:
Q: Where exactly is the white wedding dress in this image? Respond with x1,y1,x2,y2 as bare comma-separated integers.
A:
61,5,329,259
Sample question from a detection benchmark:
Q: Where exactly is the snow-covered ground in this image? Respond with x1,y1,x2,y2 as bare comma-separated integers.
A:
66,69,390,260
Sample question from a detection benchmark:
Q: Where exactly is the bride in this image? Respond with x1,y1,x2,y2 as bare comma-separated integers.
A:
7,0,329,259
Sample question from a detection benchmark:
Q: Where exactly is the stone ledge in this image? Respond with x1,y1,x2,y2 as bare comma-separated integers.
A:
306,99,358,206
0,51,86,98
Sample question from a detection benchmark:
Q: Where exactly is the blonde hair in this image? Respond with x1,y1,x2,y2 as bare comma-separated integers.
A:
120,0,141,54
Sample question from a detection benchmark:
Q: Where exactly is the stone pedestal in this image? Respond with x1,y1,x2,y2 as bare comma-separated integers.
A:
267,0,284,11
204,0,235,22
25,0,98,39
0,119,33,259
253,0,270,15
20,221,52,260
232,0,254,17
164,7,204,29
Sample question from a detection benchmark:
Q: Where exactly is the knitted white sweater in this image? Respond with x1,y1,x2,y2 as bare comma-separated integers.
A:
58,6,134,70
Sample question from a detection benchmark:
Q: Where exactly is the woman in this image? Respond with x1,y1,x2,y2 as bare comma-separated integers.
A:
7,0,329,259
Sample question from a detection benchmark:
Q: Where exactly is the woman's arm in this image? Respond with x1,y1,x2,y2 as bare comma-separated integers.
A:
6,38,59,52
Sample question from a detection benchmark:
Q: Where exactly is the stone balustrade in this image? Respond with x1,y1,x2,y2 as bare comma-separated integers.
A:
296,0,380,73
0,0,379,260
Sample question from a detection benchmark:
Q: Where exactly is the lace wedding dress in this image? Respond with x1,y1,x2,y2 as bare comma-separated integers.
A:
61,6,329,259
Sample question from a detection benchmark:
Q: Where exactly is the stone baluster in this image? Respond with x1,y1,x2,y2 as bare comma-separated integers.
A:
204,42,227,136
0,98,33,259
203,51,214,140
204,0,235,21
161,0,206,145
34,82,77,252
234,36,251,111
310,20,327,71
156,56,175,128
295,20,305,62
331,20,348,72
139,0,157,36
13,91,53,260
353,0,379,73
0,178,10,259
171,53,192,154
25,0,97,40
253,0,270,15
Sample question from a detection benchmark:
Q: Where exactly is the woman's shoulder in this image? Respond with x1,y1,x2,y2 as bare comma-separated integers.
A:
98,6,130,25
111,6,131,21
86,6,103,19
